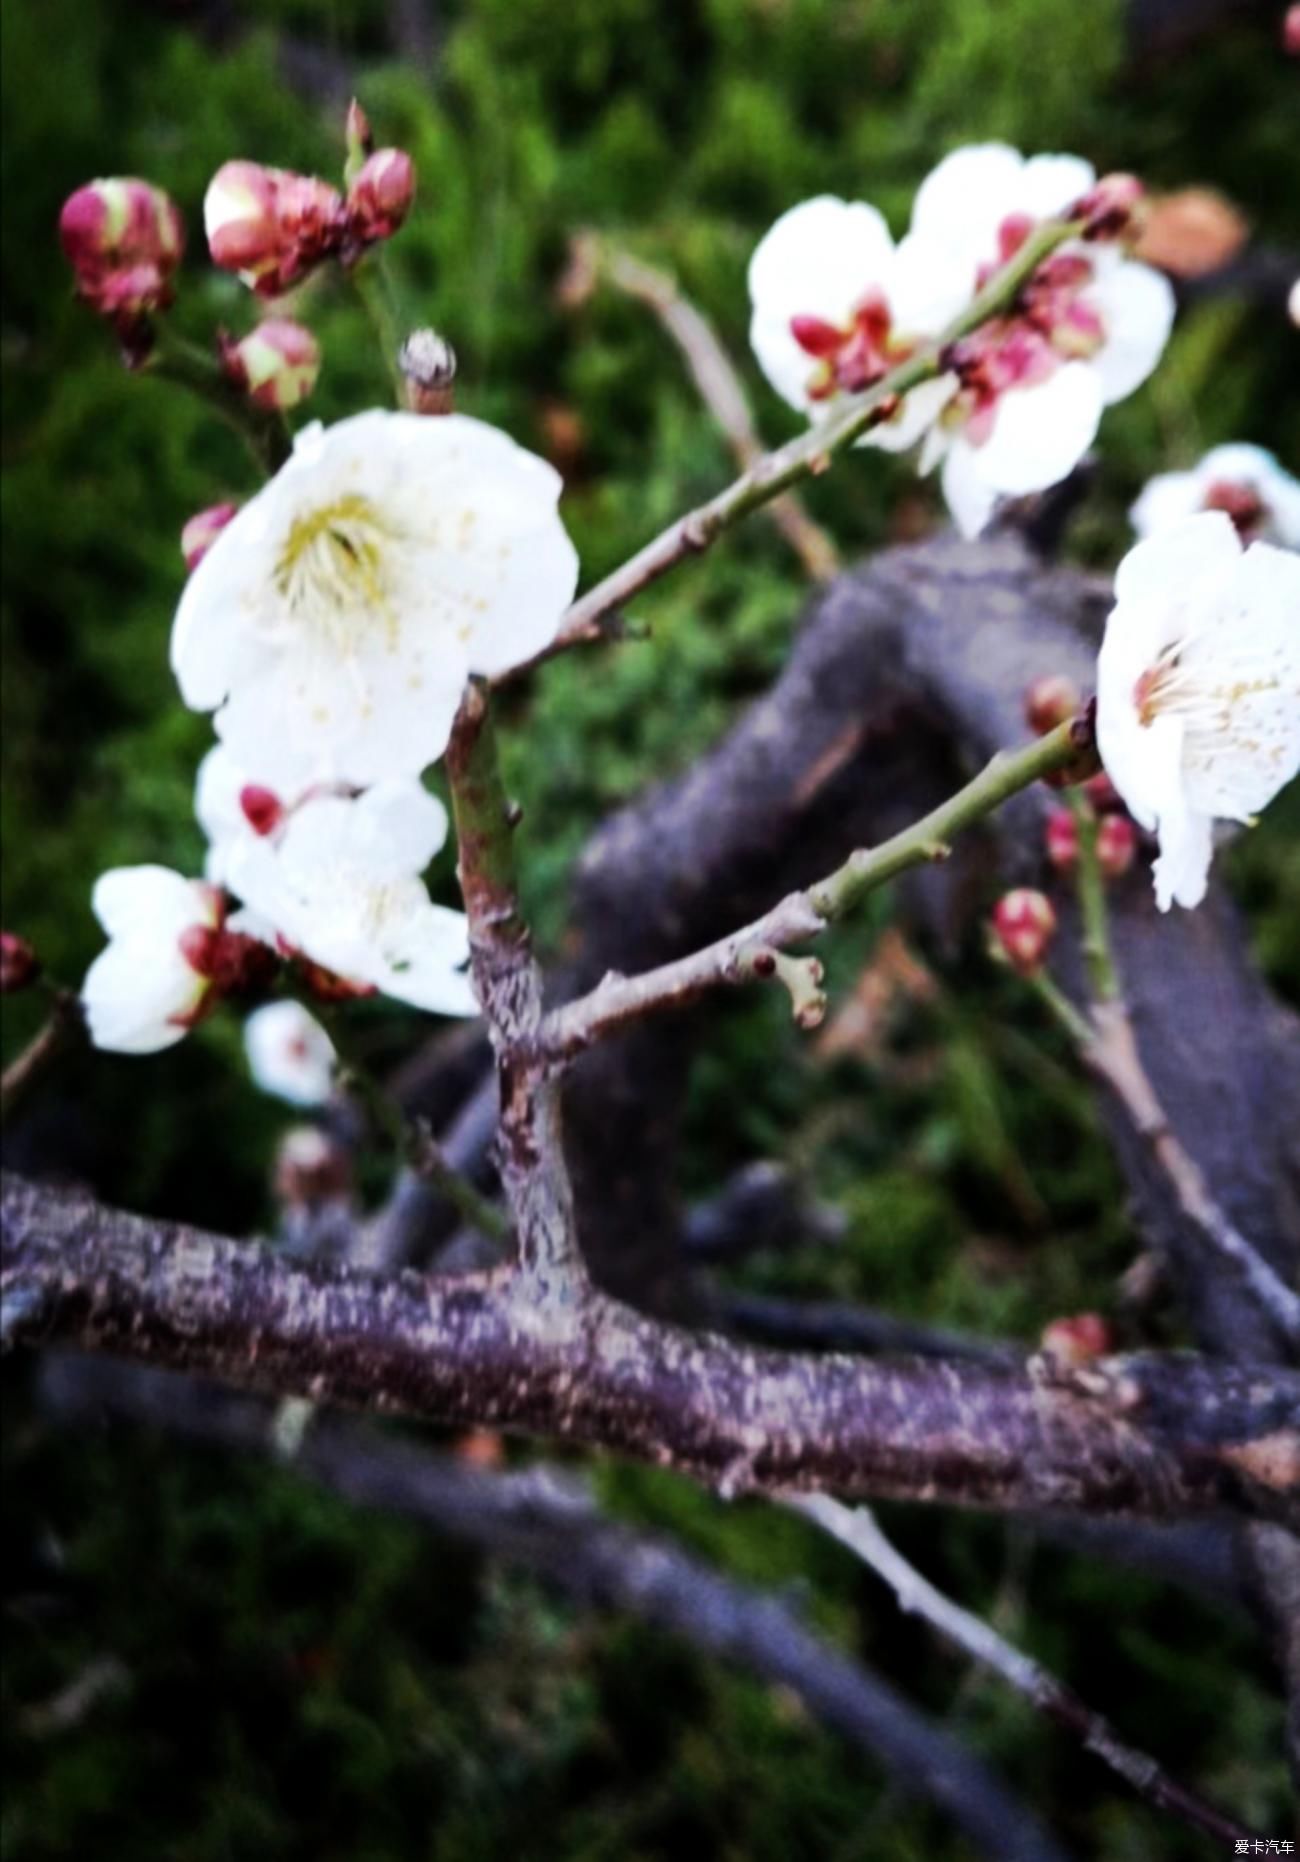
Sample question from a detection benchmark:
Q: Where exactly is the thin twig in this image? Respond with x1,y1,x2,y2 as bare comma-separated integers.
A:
147,328,292,474
542,718,1081,1061
792,1494,1255,1846
0,990,84,1127
1084,1001,1300,1349
529,217,1081,668
595,243,839,581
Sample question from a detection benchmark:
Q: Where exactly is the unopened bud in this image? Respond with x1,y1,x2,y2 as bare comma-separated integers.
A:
344,98,374,185
205,161,345,296
1095,812,1138,879
1285,6,1300,55
991,889,1057,975
1040,1312,1112,1369
1082,770,1123,812
1045,807,1080,871
59,177,185,332
181,501,239,571
1076,173,1145,242
398,327,457,415
220,317,320,410
345,148,416,245
1290,278,1300,330
0,931,41,993
1024,673,1082,736
274,1126,352,1208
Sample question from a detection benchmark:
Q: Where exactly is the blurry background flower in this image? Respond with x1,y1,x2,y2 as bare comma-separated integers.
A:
243,998,336,1104
1131,443,1300,547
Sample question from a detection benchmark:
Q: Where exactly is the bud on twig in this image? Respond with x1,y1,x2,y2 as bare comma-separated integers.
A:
991,890,1057,975
1284,5,1300,55
205,161,345,296
345,148,416,246
0,932,41,993
1082,771,1122,813
1075,173,1145,243
1024,674,1081,736
274,1125,352,1209
1095,812,1138,879
220,318,320,411
344,98,374,186
59,178,184,353
181,502,239,572
1040,1312,1112,1370
1044,807,1079,871
399,328,457,415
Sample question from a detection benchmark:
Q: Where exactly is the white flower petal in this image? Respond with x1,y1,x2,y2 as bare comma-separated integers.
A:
864,373,960,454
1130,469,1204,540
353,780,450,878
940,440,1000,539
972,362,1102,496
888,234,976,333
1017,153,1096,221
1087,260,1175,404
92,866,214,940
1113,511,1242,610
909,144,1027,264
1152,805,1213,912
1179,542,1300,820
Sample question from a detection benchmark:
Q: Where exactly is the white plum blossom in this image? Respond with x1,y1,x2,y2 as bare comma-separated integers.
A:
82,867,224,1052
747,195,966,451
228,779,478,1016
748,144,1176,538
172,410,579,793
195,744,288,885
1096,512,1300,910
1131,444,1300,549
244,999,336,1105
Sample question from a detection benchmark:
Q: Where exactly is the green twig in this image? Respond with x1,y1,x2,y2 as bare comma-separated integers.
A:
146,328,292,474
543,720,1082,1059
349,258,406,405
548,217,1083,656
1070,795,1120,1002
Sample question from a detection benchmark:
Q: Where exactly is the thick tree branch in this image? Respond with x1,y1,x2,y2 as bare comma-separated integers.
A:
793,1495,1254,1846
38,1353,1067,1862
4,1173,1298,1524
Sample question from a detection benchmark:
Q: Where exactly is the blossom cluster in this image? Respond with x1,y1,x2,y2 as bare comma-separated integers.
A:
72,111,580,1058
748,144,1175,537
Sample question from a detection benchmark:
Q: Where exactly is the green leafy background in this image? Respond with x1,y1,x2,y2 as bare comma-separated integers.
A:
2,1,1297,1854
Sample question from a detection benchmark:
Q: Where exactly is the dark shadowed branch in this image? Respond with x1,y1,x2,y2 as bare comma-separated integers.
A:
37,1352,1067,1862
4,1172,1298,1524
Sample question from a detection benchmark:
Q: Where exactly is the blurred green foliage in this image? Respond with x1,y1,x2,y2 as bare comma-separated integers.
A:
2,0,1297,1855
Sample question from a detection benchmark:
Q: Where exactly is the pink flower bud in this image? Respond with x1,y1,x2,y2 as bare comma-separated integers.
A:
345,148,415,245
1083,771,1122,812
1075,172,1145,242
1040,1312,1112,1368
344,98,374,185
275,1126,352,1207
992,889,1057,975
1284,5,1300,54
1095,812,1138,879
59,177,185,323
1024,673,1082,736
1,931,41,993
181,501,239,572
205,161,345,296
220,318,320,411
239,784,284,836
1045,807,1080,871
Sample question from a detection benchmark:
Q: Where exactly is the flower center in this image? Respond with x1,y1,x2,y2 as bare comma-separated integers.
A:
791,294,915,401
272,494,398,651
1202,478,1267,540
1133,642,1280,733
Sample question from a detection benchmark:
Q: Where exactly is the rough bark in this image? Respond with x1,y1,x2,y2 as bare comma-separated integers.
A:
5,1172,1298,1525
